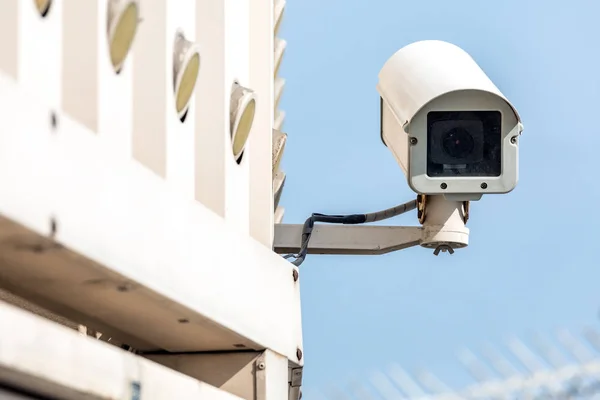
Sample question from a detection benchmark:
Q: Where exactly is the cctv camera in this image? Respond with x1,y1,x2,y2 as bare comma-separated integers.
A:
377,40,523,201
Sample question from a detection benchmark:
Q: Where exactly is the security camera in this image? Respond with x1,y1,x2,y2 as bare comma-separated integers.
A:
377,40,523,201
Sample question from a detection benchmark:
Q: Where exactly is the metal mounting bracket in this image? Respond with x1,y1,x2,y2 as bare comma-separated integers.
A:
273,195,470,257
274,224,423,256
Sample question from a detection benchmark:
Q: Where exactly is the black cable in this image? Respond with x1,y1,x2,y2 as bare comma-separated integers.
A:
284,199,417,267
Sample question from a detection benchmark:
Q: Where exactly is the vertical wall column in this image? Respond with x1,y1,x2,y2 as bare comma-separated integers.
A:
62,0,137,157
248,0,275,246
274,76,285,112
165,3,196,198
0,0,62,109
0,1,18,79
194,0,226,216
222,0,251,234
133,0,197,199
195,0,253,234
272,0,287,226
273,36,287,132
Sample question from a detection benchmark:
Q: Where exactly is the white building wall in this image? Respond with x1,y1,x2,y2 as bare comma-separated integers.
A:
132,0,197,199
272,0,287,225
193,0,284,246
0,1,63,110
0,0,287,249
248,0,275,246
221,0,252,236
0,1,300,397
62,0,134,158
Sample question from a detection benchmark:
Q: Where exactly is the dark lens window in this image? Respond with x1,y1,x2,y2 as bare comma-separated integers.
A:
426,111,502,177
442,127,475,159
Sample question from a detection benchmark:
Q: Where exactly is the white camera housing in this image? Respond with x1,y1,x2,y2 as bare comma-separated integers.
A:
377,40,523,201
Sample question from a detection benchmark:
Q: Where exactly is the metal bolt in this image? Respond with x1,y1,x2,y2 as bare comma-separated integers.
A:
130,381,141,400
117,283,131,292
49,217,57,238
409,137,418,145
50,111,58,130
440,182,447,190
296,347,303,361
292,269,299,282
257,361,266,370
480,182,488,189
510,136,517,144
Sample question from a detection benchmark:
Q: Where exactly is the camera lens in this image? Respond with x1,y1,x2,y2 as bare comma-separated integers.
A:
442,127,475,159
427,111,501,177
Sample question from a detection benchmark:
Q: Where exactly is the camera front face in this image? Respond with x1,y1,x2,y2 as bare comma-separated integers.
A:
426,111,502,178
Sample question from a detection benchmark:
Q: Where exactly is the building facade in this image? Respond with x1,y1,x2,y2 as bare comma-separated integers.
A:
0,0,288,247
0,1,301,399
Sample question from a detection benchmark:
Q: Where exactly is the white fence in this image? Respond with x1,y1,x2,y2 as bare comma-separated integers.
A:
316,328,600,400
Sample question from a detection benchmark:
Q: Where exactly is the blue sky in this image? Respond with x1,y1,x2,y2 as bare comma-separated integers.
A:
277,0,600,396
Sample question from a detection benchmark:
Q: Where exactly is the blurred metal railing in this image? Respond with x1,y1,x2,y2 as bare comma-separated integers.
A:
312,328,600,400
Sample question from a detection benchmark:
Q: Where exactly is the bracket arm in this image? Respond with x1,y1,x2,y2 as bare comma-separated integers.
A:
273,224,423,256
